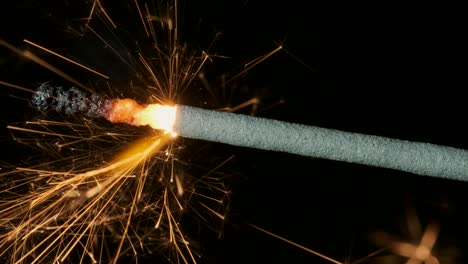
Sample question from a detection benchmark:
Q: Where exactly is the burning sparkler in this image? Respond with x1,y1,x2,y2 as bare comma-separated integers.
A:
1,0,466,263
33,84,468,181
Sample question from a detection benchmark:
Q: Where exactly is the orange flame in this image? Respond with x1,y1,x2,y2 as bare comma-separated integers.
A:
105,99,177,135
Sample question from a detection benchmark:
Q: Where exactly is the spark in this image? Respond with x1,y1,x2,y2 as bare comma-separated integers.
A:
0,81,35,93
390,223,440,264
250,224,387,264
23,39,109,79
1,134,177,263
373,207,445,264
0,39,89,91
225,45,283,85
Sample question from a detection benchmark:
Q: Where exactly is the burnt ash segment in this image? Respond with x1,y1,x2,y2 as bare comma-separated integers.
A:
32,84,111,118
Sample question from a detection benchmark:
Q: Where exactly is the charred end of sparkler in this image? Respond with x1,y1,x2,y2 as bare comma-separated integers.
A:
32,84,177,135
32,83,112,118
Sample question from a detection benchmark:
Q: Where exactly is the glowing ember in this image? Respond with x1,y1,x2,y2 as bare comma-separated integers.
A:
105,99,177,135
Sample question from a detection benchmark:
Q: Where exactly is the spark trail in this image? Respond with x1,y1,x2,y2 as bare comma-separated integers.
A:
33,85,468,181
1,0,235,262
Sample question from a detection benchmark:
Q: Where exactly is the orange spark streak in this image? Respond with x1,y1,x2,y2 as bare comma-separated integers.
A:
23,39,109,79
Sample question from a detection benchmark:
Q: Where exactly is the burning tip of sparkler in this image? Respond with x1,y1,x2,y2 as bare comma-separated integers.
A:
105,98,178,136
135,103,178,137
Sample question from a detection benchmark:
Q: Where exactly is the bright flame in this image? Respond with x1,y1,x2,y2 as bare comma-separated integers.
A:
134,104,177,136
105,99,177,136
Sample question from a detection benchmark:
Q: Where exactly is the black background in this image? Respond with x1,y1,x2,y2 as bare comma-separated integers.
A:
1,1,467,263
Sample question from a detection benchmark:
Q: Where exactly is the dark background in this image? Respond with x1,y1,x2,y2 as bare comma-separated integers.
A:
1,1,467,263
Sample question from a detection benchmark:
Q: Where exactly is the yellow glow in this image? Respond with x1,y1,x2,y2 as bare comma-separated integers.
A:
133,104,177,135
113,135,170,163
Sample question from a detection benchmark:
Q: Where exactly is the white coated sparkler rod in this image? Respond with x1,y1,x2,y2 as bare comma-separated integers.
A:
174,105,468,181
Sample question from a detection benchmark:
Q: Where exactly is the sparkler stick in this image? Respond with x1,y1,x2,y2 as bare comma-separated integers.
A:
34,84,468,181
174,105,468,180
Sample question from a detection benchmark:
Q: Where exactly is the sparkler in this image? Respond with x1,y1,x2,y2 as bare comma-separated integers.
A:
1,0,465,263
33,84,468,181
